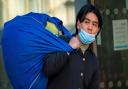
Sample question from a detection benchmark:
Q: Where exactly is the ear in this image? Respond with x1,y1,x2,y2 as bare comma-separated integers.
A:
77,20,81,29
98,27,100,32
96,27,101,36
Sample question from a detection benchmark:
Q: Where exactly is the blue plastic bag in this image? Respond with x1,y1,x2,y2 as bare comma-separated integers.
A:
2,12,73,89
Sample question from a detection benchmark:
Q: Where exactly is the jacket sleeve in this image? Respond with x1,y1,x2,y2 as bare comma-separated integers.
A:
43,52,69,76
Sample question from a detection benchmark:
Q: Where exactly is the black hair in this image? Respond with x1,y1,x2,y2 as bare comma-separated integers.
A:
73,4,103,36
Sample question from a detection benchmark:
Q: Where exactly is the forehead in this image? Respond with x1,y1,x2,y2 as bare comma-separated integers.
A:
84,12,99,22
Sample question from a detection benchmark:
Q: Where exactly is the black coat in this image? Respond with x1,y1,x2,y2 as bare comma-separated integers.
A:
44,36,100,89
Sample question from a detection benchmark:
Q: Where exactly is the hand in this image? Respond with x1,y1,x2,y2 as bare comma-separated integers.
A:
69,36,82,49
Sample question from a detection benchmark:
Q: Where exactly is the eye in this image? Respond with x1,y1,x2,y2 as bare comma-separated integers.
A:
93,22,98,27
84,20,90,24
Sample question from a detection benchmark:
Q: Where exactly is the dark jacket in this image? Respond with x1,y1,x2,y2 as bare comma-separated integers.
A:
44,36,100,89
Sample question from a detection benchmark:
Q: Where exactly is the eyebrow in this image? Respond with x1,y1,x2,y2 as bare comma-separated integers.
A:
85,18,99,24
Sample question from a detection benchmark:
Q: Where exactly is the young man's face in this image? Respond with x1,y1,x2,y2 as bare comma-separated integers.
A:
77,12,100,35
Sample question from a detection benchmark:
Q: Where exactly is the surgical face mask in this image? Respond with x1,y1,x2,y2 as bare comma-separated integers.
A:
78,29,96,45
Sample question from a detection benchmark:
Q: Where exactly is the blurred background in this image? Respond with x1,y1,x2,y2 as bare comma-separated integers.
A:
0,0,128,89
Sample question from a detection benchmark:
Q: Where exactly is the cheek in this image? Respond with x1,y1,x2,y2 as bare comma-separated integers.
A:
80,23,87,29
82,26,88,31
93,29,100,34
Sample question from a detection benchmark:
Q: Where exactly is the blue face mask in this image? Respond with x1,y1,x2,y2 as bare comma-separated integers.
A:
78,29,95,45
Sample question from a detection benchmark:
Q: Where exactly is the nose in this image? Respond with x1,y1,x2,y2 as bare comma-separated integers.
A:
87,23,93,33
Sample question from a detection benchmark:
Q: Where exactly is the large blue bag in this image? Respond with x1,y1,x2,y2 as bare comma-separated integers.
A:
2,12,74,89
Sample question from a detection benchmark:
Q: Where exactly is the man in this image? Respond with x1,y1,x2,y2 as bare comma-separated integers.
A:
44,4,103,89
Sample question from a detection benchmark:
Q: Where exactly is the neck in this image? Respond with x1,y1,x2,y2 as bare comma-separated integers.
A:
80,45,89,53
75,35,89,53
